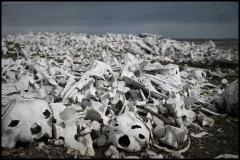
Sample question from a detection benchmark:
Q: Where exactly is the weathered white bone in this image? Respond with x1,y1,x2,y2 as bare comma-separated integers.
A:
77,133,95,157
104,145,119,158
62,60,113,102
2,97,53,148
196,111,214,127
127,42,144,55
105,111,151,152
125,156,140,159
160,125,188,148
124,76,167,99
165,92,182,114
85,100,109,125
215,79,238,114
214,154,239,159
53,121,87,155
190,131,209,138
54,139,64,146
161,38,172,55
153,121,165,138
80,121,100,135
146,149,163,158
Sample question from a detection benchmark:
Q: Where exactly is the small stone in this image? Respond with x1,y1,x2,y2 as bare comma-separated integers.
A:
44,149,50,154
97,135,107,146
19,153,25,157
205,151,208,154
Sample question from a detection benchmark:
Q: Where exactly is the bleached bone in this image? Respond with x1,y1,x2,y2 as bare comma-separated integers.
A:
2,97,53,148
104,145,119,158
85,100,109,125
62,60,113,102
214,154,239,159
121,53,139,64
77,133,95,157
165,92,181,114
160,125,188,148
127,42,145,55
105,111,151,152
153,119,165,138
201,40,216,52
215,79,238,114
53,121,87,155
196,111,214,127
143,74,182,93
174,103,196,128
80,121,100,135
161,38,172,55
124,76,167,99
2,74,34,95
146,149,163,159
190,70,207,82
190,131,209,138
54,139,64,146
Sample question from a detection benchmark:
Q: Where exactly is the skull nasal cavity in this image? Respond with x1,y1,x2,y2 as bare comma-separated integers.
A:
118,135,130,147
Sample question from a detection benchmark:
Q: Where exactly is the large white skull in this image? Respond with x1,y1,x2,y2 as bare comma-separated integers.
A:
105,111,151,152
2,97,53,148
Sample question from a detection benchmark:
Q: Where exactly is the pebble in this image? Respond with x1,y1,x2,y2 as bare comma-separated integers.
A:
19,153,25,157
205,151,208,154
44,149,50,154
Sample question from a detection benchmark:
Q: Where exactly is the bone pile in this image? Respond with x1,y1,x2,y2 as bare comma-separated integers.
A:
1,32,239,158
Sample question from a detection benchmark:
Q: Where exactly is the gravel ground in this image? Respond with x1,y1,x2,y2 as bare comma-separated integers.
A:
1,38,239,159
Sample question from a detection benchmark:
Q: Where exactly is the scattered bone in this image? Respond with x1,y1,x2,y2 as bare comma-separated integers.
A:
1,32,238,158
190,131,209,138
214,154,239,159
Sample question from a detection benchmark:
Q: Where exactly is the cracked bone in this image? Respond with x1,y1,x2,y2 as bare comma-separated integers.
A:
2,97,53,148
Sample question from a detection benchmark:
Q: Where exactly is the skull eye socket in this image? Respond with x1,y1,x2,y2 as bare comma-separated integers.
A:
30,123,42,134
118,135,130,147
43,109,51,119
131,125,141,129
139,134,145,139
8,120,19,127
